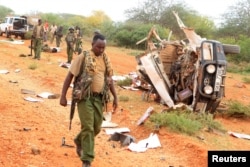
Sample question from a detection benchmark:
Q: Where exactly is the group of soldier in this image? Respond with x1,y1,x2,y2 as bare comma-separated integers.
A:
32,19,84,63
65,26,83,63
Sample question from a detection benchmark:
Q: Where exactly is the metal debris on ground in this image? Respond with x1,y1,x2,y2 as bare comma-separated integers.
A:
108,132,135,147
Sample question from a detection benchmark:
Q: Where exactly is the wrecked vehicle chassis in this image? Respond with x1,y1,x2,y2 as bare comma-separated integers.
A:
136,39,239,113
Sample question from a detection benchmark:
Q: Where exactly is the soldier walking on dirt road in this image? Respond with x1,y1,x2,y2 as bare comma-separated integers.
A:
60,34,118,167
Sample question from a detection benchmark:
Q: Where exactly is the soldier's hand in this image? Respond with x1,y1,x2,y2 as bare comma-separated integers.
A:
60,96,67,107
112,98,118,114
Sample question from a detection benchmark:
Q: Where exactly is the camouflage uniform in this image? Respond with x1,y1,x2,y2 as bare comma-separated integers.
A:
55,26,63,47
74,26,83,54
71,50,113,164
50,24,57,44
65,27,76,63
32,19,44,60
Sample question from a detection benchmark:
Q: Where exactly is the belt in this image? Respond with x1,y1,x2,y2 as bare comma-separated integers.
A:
92,92,102,97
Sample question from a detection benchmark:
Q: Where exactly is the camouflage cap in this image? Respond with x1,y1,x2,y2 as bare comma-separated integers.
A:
94,29,101,34
68,27,74,31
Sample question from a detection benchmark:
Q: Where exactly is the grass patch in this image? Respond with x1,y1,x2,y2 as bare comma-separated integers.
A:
116,77,132,87
129,50,144,57
227,62,250,74
119,95,129,102
242,77,250,84
224,100,250,118
149,110,224,135
24,31,33,39
28,63,38,70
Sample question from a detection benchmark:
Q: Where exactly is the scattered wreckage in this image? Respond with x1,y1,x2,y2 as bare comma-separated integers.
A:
135,12,240,113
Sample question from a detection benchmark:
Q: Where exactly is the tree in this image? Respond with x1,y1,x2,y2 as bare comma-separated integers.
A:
86,10,111,28
219,0,250,39
125,0,216,39
113,22,170,49
125,0,170,24
40,13,65,26
0,5,14,19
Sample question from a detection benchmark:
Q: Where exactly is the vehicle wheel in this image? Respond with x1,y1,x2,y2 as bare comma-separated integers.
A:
223,44,240,54
206,99,221,114
5,29,10,38
0,29,2,36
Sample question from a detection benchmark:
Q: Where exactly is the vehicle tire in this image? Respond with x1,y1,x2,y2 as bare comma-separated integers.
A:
223,44,240,54
206,99,221,114
5,29,10,38
21,34,25,39
0,29,2,36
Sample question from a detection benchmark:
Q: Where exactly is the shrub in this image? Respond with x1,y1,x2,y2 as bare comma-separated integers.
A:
119,95,129,102
149,110,224,135
116,77,132,87
225,101,250,118
227,62,250,74
24,31,33,39
28,63,37,70
242,77,250,84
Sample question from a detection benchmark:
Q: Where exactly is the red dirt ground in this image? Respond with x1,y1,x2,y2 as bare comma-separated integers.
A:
0,36,250,167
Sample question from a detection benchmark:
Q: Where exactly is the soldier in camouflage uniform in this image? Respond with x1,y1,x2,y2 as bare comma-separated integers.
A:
32,19,44,60
60,34,118,167
74,26,83,54
55,26,63,47
65,27,76,63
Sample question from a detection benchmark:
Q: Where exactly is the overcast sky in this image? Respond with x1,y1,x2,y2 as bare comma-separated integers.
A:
0,0,237,22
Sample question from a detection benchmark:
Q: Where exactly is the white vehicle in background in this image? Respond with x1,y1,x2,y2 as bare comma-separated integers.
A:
0,16,30,39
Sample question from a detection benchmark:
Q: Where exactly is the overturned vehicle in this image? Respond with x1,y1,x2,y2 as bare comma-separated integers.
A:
135,12,240,113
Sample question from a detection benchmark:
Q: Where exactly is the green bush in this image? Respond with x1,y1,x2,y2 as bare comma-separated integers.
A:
28,63,37,70
224,35,250,63
113,23,171,49
149,110,224,135
116,77,132,87
227,62,250,74
24,31,33,39
226,101,250,118
242,77,250,84
118,95,129,102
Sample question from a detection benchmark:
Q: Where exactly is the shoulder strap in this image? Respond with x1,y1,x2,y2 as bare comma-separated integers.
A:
102,53,112,76
76,51,89,78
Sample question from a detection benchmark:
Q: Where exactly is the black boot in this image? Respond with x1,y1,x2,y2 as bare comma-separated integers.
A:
82,160,91,167
74,139,81,157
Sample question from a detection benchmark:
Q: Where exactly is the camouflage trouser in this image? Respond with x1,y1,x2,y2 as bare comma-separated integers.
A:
33,38,42,59
50,32,55,44
56,36,62,47
75,95,103,163
75,38,82,53
66,42,74,63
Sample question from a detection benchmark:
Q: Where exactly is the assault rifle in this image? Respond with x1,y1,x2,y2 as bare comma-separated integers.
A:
69,76,93,130
69,52,88,130
69,76,78,130
69,98,76,130
28,38,33,56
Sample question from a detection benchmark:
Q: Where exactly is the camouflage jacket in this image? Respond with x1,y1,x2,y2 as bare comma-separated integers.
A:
65,32,76,43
